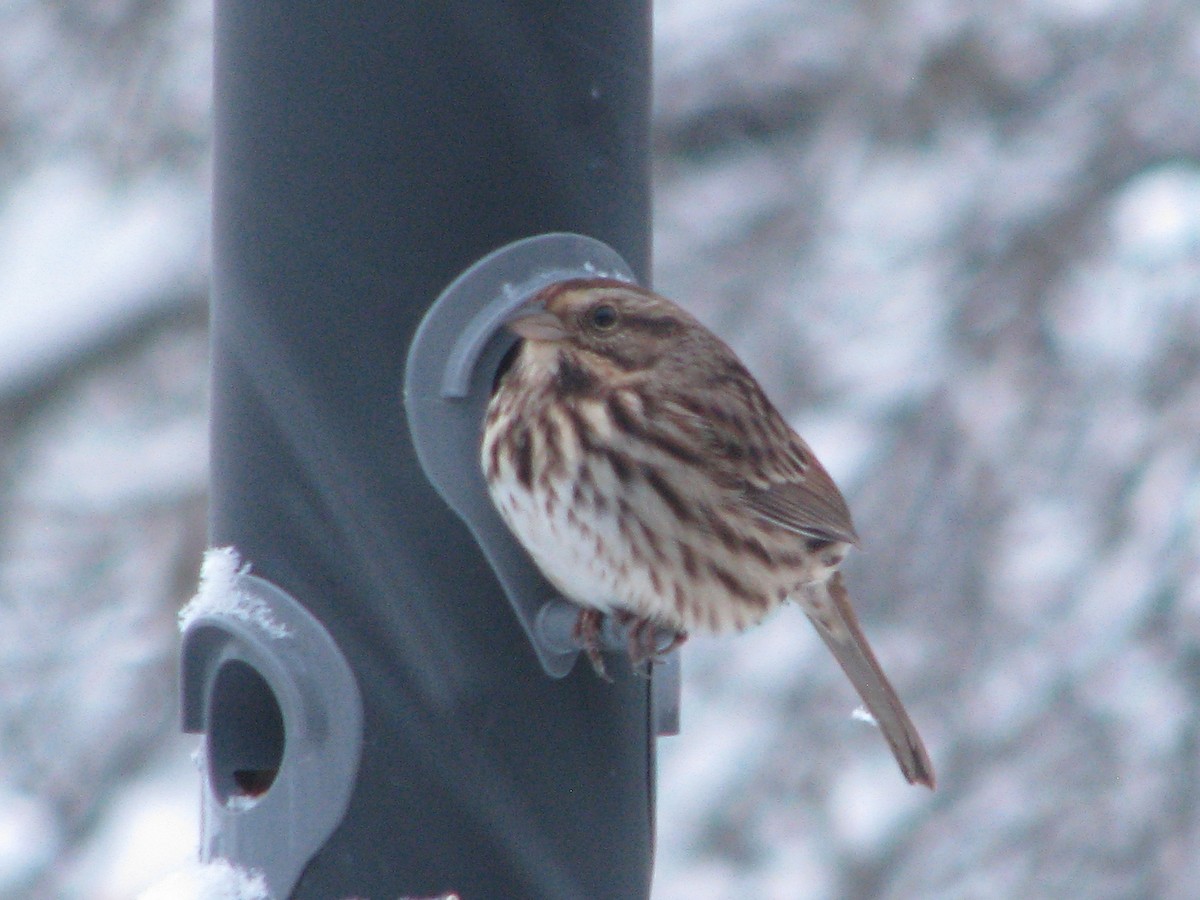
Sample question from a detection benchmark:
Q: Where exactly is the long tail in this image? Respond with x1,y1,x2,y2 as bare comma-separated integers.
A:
800,572,935,789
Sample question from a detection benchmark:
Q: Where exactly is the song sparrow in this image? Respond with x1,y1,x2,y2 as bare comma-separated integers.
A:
481,278,934,788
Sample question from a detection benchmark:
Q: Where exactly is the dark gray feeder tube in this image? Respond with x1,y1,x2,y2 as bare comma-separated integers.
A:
201,2,653,898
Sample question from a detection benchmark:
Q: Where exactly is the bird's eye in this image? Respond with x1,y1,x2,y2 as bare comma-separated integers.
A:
588,304,619,331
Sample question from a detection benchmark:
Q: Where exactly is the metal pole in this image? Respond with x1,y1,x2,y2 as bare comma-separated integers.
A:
207,2,653,897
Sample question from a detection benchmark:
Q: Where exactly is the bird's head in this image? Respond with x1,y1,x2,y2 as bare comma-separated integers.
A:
504,278,707,377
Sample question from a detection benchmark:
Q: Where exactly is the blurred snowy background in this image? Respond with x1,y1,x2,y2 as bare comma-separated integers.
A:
1,0,1198,897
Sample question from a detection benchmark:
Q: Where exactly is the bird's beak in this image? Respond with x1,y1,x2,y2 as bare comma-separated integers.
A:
505,301,569,342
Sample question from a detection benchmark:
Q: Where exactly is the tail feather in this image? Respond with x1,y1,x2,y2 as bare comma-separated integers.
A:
800,573,935,789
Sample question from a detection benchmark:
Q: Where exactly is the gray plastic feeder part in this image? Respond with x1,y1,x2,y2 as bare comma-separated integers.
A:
181,572,363,898
403,232,680,736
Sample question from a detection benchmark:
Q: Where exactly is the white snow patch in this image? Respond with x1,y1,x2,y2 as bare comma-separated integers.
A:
1049,164,1200,373
993,499,1095,620
851,706,877,726
833,150,971,258
1083,644,1189,759
0,787,58,893
785,150,956,415
1038,0,1128,23
650,859,740,900
24,414,208,511
224,794,261,813
828,756,925,853
0,162,204,391
578,261,632,282
58,737,200,899
656,696,770,828
755,808,834,900
967,641,1062,739
1110,164,1200,262
138,859,270,900
654,0,782,63
655,153,788,251
178,548,290,639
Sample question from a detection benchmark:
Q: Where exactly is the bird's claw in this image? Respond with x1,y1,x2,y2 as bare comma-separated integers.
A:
573,609,687,680
572,608,611,681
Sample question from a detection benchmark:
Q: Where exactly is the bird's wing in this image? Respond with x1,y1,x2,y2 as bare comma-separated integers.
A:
740,449,858,545
658,397,857,544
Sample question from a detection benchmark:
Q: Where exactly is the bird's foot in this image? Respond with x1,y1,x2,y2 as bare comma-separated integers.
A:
574,610,688,680
572,608,610,681
617,612,688,676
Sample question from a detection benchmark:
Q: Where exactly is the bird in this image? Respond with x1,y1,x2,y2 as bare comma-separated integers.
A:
480,277,934,788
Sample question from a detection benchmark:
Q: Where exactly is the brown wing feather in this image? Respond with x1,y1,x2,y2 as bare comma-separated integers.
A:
741,447,858,545
658,394,857,545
